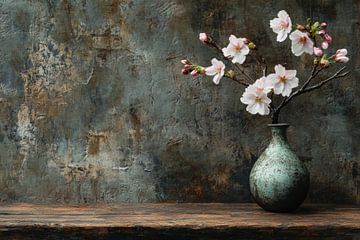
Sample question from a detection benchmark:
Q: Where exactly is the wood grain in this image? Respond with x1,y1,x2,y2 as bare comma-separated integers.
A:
0,203,359,239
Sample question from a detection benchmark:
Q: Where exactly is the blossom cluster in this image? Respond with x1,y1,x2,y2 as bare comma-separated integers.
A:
180,10,350,118
240,65,298,115
270,10,349,65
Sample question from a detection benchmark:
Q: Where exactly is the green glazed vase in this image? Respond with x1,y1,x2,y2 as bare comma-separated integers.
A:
249,123,309,212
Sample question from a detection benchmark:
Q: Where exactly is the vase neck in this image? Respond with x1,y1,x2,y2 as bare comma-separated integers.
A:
268,123,289,144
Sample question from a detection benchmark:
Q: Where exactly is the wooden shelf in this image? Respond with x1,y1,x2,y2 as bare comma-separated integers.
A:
0,203,359,239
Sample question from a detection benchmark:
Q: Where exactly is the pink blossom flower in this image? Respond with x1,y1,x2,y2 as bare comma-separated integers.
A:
251,77,272,94
289,30,314,56
240,77,272,115
182,69,189,75
267,64,299,97
320,22,327,27
321,41,329,49
318,30,326,35
222,35,250,64
199,33,209,43
205,58,225,85
190,70,199,76
270,10,292,42
324,34,332,43
314,47,323,57
181,59,189,64
332,49,349,63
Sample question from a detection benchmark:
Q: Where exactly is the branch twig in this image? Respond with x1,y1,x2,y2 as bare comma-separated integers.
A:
277,66,348,113
224,73,250,87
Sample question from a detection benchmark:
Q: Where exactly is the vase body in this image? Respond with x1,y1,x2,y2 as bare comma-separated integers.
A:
249,123,309,212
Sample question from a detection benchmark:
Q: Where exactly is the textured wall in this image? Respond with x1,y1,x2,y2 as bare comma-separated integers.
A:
0,0,358,204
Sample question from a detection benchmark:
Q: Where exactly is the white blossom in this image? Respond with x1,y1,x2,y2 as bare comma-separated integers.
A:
240,77,272,115
205,58,225,85
289,30,314,56
270,10,292,42
222,35,250,64
267,64,299,97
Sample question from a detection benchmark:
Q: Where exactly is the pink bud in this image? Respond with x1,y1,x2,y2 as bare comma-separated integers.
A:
182,69,189,75
335,56,349,63
324,34,332,43
190,70,199,76
332,48,349,63
242,38,249,44
318,30,326,35
321,41,329,50
314,47,323,57
199,33,209,43
336,49,348,56
184,64,191,70
181,59,189,65
320,22,327,27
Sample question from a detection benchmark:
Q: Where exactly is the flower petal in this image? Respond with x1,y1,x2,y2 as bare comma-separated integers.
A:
287,77,299,88
273,82,284,95
232,53,246,64
205,66,217,76
212,73,221,85
278,10,289,19
276,30,287,42
274,64,286,76
285,69,297,79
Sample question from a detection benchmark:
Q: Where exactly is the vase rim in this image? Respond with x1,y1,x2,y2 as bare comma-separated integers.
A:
267,123,290,127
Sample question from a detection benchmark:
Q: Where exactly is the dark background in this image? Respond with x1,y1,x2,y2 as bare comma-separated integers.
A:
0,0,358,204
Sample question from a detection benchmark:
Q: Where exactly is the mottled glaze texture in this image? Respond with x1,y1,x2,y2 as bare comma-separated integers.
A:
0,0,358,204
250,124,309,212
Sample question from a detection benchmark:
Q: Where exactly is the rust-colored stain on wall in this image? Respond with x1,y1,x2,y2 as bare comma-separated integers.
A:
0,0,359,204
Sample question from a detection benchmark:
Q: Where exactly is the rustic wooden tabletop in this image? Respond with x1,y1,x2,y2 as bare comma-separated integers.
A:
0,203,359,239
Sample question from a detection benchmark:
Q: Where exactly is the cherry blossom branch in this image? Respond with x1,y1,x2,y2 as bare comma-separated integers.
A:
208,40,254,83
272,66,349,122
297,67,349,93
274,65,320,116
249,52,268,76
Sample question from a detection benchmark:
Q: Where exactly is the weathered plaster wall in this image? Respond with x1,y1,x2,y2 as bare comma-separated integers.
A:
0,0,358,204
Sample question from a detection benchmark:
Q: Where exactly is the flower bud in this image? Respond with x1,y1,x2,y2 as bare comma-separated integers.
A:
182,68,189,75
320,57,330,68
336,49,348,56
335,56,349,63
296,24,305,30
320,22,327,27
318,30,326,35
196,66,205,74
248,42,256,49
190,70,199,76
321,41,329,49
227,70,236,79
313,58,319,65
313,47,323,57
199,33,209,43
181,59,189,65
184,64,191,70
332,49,349,63
324,34,332,43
